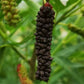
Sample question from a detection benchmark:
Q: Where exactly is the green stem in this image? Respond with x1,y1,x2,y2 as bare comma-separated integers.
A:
0,30,6,40
68,24,84,37
9,28,19,37
12,46,29,63
0,22,7,34
55,0,81,25
0,44,10,48
64,4,84,18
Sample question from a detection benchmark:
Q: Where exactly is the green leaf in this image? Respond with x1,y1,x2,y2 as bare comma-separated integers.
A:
16,0,22,4
54,57,84,84
50,0,65,12
76,16,84,28
53,42,84,58
49,70,66,84
66,0,79,6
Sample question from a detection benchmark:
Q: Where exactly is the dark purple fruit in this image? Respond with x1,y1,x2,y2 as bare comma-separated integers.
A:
35,2,55,82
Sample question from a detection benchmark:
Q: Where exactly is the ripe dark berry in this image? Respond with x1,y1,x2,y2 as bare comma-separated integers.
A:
35,2,55,82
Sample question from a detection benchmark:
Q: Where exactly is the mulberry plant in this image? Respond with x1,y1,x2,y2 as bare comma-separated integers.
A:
1,0,20,26
35,1,55,82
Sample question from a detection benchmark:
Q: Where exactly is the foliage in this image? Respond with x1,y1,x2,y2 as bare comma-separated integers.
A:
0,0,84,84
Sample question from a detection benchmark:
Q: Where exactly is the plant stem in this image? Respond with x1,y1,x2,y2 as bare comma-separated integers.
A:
29,47,36,81
0,22,7,34
68,24,84,37
54,0,81,25
0,30,6,41
64,4,84,18
12,46,30,63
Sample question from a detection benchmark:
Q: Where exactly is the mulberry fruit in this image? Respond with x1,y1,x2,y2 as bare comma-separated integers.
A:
35,2,55,82
1,0,20,26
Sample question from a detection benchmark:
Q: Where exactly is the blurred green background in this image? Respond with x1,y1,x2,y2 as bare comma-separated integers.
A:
0,0,84,84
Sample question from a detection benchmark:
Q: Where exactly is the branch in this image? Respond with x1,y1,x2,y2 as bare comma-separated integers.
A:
12,46,30,63
68,24,84,37
29,47,36,81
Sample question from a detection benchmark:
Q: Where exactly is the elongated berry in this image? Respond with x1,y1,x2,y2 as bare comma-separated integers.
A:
35,2,55,82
